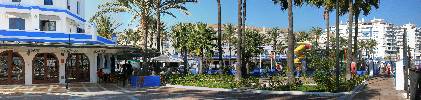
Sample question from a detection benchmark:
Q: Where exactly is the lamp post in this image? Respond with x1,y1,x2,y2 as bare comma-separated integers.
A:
270,51,274,70
66,32,71,90
258,47,264,69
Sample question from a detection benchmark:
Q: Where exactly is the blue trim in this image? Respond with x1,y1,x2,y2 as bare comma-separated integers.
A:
0,30,91,39
0,38,102,44
0,30,115,45
0,4,86,22
97,36,115,44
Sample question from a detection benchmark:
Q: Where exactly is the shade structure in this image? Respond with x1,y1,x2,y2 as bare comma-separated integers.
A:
151,55,183,62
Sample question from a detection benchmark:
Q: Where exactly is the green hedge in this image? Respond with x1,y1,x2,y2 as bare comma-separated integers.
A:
165,74,364,92
166,74,259,89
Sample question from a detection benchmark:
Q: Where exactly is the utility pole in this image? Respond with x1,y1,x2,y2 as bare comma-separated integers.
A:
66,32,71,90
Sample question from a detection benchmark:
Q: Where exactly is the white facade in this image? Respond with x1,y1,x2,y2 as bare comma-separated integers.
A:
0,0,124,85
319,18,421,62
0,0,88,34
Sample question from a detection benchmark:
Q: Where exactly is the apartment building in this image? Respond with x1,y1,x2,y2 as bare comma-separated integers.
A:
319,18,421,62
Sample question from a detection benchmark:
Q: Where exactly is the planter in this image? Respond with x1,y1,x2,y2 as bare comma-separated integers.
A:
130,76,161,88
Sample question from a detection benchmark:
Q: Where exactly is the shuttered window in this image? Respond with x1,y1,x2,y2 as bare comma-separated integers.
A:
44,0,53,5
9,18,25,30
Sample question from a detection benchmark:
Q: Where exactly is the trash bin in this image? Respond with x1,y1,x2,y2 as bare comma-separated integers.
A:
409,68,420,100
130,76,140,88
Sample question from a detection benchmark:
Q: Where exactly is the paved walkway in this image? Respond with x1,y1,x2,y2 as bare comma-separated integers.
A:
353,74,406,100
0,83,340,100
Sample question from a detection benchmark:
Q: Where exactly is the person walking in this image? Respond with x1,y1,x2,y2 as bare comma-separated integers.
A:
122,63,133,87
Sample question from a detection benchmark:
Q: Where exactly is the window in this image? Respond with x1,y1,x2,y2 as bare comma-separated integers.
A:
77,1,80,14
67,0,70,10
44,0,53,5
12,0,21,2
9,18,25,30
77,27,85,33
40,20,56,31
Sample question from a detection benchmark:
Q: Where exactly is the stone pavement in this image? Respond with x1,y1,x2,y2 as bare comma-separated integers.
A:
0,83,341,100
353,74,406,100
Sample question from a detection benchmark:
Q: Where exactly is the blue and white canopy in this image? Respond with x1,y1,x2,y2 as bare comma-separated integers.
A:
0,30,115,45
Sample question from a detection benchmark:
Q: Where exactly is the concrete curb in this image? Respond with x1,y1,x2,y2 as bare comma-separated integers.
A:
338,80,368,100
165,84,350,97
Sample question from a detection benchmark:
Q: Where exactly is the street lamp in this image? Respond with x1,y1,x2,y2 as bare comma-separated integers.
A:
66,32,71,90
257,46,264,69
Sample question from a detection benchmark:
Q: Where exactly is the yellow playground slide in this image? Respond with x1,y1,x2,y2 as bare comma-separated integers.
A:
294,42,311,64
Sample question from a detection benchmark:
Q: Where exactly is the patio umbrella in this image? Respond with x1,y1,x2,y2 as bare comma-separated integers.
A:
151,55,183,62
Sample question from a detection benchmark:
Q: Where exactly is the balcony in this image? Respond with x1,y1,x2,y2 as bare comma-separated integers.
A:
0,30,114,45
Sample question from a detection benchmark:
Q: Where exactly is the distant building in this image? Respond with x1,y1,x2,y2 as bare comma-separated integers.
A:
319,18,421,62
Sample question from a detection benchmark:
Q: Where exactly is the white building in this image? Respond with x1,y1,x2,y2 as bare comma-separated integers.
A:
319,18,421,62
0,0,129,85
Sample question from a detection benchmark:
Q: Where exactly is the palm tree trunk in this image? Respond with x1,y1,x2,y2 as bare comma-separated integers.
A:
286,0,296,84
217,0,223,68
235,0,243,81
141,13,149,63
229,43,232,66
346,0,353,80
199,48,204,74
150,25,154,48
242,0,247,78
273,38,277,52
353,12,359,62
183,47,188,74
324,8,330,52
156,0,162,53
334,0,340,92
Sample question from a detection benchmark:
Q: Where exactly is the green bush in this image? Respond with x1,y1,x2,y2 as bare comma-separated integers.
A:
311,56,336,92
166,74,262,89
167,74,237,88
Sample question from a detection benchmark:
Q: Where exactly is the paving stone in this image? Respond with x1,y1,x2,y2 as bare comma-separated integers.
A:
353,74,406,100
69,87,86,92
51,88,67,93
86,87,105,92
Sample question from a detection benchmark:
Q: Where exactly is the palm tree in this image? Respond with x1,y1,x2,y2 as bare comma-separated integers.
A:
235,0,243,81
223,24,236,66
217,0,224,68
171,23,194,74
190,23,216,74
89,15,122,39
154,0,197,53
287,0,295,84
272,0,304,84
307,0,334,51
323,1,334,52
334,0,341,92
353,0,380,61
269,28,280,52
94,0,154,63
310,27,323,45
118,29,142,46
346,0,354,80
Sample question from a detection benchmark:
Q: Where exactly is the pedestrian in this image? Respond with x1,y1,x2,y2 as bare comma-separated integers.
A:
386,63,391,78
122,63,133,87
97,68,104,83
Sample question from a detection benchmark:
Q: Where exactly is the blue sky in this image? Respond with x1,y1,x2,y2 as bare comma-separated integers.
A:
85,0,421,31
